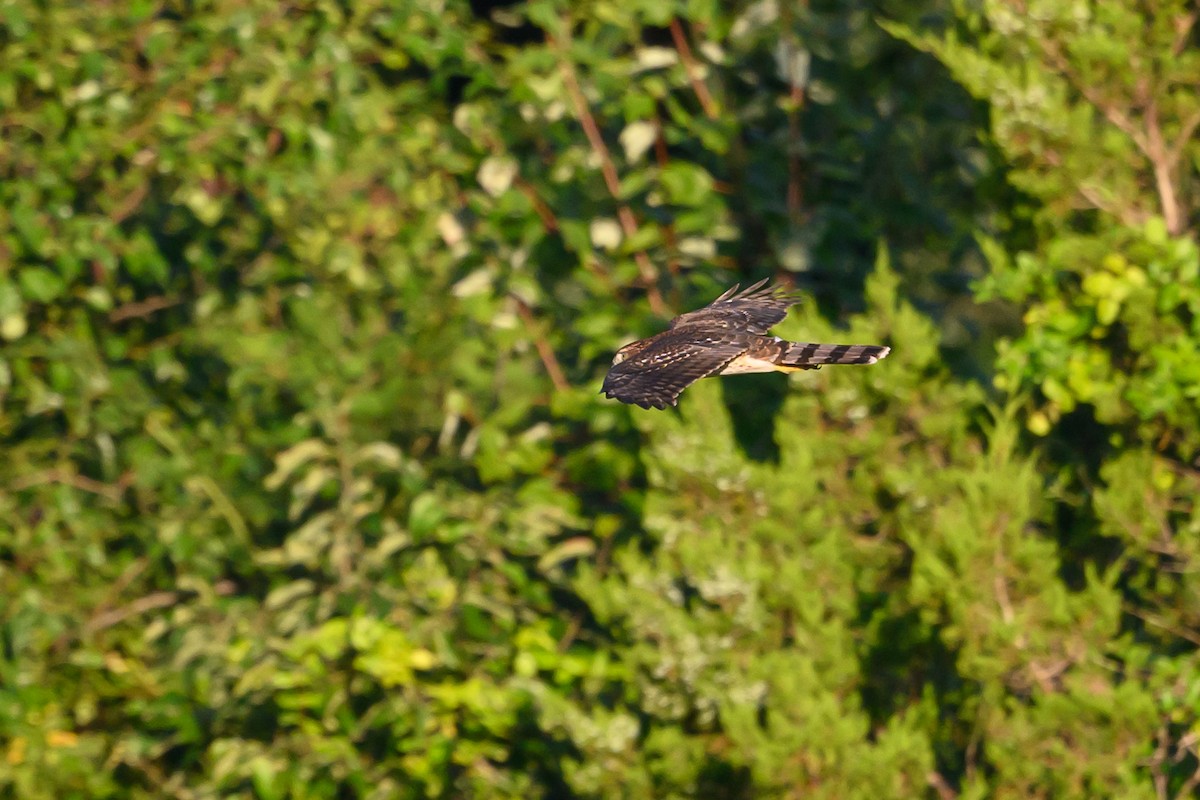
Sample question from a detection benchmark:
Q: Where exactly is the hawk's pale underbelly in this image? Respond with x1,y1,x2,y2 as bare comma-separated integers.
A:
717,355,794,375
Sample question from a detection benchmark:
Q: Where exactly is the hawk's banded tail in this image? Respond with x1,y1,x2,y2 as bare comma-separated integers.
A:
779,341,890,369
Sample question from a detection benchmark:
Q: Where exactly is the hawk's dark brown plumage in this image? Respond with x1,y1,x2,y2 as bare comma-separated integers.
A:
601,279,890,409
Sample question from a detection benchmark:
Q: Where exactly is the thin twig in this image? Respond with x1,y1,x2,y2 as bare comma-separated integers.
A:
927,771,958,800
109,296,181,323
1043,148,1149,226
1040,41,1148,152
1171,12,1197,57
1039,38,1194,232
779,3,808,222
513,297,569,392
1076,181,1148,227
109,181,149,224
653,117,681,281
1152,723,1170,800
516,178,560,232
1026,658,1071,694
994,573,1016,625
1144,98,1184,235
668,18,718,119
786,83,805,220
101,560,151,611
1126,604,1200,647
557,614,584,654
10,469,134,503
557,520,617,653
551,28,669,317
1167,107,1200,178
1177,759,1200,800
84,580,237,635
85,591,186,634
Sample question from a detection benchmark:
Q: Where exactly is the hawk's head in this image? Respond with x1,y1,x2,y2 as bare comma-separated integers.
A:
612,340,649,365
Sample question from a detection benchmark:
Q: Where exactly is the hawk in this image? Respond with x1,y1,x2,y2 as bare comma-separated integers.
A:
601,279,890,409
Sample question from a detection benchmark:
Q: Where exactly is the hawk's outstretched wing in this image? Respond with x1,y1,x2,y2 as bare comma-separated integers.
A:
601,278,890,409
668,278,801,334
600,333,748,409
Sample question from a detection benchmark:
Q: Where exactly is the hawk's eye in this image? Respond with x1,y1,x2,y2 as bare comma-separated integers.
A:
612,342,641,365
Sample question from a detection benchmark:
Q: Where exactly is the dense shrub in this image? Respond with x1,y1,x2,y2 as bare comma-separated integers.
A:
1,1,1197,797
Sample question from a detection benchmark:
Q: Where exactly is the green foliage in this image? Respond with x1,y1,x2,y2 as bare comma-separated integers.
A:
983,222,1200,455
893,0,1200,456
1,0,1198,798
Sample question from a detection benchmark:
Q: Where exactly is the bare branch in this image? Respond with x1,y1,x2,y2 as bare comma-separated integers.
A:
1145,99,1184,235
109,181,149,224
84,580,237,635
1175,726,1200,800
514,296,570,393
1040,40,1149,153
516,178,559,232
110,295,182,323
85,591,186,634
551,28,669,317
1167,107,1200,174
1125,603,1200,647
11,469,134,503
777,2,809,223
1151,723,1170,800
1172,12,1198,57
1039,39,1192,232
669,18,718,120
1075,181,1150,228
927,771,959,800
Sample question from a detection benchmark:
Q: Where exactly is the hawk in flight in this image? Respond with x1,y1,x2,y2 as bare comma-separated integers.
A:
601,279,890,409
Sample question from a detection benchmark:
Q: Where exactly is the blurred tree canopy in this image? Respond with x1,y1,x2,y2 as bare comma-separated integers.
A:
1,0,1198,798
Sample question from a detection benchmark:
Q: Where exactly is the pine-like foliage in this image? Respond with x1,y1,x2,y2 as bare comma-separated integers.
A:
1,1,1197,798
